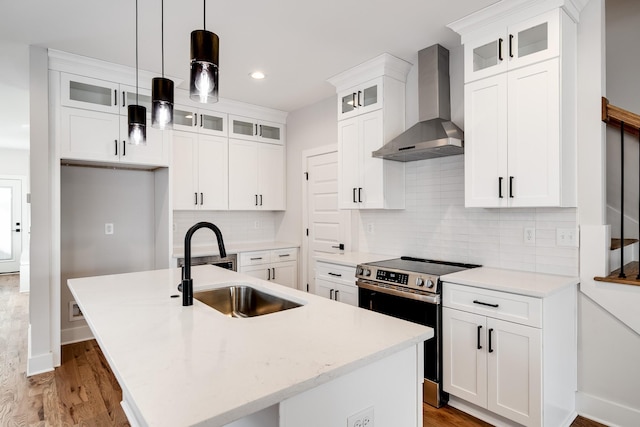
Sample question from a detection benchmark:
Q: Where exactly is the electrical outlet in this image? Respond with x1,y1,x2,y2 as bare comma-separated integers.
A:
557,227,579,247
523,227,535,245
69,301,84,322
254,220,260,229
347,407,374,427
366,223,374,234
105,223,114,235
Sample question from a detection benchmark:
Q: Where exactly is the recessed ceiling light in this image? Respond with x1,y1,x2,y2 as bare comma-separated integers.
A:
250,71,266,80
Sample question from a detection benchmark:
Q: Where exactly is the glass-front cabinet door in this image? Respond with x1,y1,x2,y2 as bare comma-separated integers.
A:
173,105,226,137
122,85,152,118
61,73,120,114
337,77,382,120
257,120,284,145
463,9,559,83
229,115,258,141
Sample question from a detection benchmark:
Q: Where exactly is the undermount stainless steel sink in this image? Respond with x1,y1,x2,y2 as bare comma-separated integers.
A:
194,285,302,318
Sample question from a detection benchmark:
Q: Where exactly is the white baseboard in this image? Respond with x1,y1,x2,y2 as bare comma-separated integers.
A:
19,264,29,293
577,391,640,427
447,396,519,427
27,326,54,376
60,325,94,345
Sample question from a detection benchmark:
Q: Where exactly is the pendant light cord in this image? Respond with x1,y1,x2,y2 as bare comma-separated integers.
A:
203,0,206,30
161,0,165,77
135,0,139,105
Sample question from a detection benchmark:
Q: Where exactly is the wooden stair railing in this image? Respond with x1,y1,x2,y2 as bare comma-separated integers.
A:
596,97,640,285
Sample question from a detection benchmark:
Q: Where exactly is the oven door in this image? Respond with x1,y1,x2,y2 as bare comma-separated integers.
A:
357,280,445,407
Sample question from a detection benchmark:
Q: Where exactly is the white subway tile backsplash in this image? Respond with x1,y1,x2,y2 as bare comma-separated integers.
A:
358,156,578,275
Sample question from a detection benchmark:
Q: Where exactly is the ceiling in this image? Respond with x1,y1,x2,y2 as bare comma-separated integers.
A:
0,0,498,150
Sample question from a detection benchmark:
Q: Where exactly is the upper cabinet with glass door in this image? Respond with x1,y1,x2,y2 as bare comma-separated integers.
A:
229,115,285,145
61,73,121,114
173,105,227,137
337,77,383,120
463,9,559,83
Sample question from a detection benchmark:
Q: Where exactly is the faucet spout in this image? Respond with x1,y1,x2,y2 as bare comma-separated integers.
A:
181,222,227,306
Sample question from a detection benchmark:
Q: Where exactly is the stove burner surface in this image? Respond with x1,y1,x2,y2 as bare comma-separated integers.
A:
368,256,480,276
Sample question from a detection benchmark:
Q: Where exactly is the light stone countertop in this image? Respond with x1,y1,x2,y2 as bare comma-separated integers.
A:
173,241,300,259
441,267,579,298
314,252,396,268
68,265,432,427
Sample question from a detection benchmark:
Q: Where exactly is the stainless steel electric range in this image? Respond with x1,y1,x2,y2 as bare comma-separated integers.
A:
355,256,480,408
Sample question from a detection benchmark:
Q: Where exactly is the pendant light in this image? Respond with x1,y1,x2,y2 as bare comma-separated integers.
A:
128,0,146,145
190,0,219,104
152,0,174,129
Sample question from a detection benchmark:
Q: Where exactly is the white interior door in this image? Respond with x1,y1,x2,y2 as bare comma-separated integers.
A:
0,179,22,273
304,150,351,293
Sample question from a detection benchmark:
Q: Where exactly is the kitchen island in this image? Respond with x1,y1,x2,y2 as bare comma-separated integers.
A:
68,265,433,427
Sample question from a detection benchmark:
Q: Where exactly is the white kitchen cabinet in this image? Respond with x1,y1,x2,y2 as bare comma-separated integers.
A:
314,262,358,306
229,115,285,144
463,9,560,83
239,248,298,289
173,105,227,137
172,131,228,210
228,139,285,210
337,77,383,120
456,5,576,208
60,107,168,166
329,55,410,210
442,280,574,427
338,110,404,209
61,73,121,114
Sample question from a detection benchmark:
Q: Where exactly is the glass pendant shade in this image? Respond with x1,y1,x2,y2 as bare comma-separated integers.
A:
152,77,174,130
128,105,147,145
190,30,219,104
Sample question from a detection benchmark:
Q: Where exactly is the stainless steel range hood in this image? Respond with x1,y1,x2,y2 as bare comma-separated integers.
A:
373,44,464,162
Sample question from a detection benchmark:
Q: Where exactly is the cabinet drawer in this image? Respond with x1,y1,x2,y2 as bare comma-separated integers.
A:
272,248,297,263
316,262,357,287
239,251,271,266
443,282,542,328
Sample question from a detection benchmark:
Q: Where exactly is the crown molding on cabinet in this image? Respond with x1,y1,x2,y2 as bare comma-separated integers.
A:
327,53,413,93
447,0,587,42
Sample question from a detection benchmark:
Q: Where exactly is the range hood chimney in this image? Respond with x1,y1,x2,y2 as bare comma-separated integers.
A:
372,44,464,162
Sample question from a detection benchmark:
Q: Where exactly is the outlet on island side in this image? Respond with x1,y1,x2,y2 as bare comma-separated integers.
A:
523,227,535,245
347,406,374,427
69,301,84,322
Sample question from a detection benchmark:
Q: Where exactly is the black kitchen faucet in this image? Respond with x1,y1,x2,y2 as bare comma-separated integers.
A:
180,222,227,306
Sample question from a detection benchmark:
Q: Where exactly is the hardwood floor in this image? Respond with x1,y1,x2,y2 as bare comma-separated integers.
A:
1,273,608,426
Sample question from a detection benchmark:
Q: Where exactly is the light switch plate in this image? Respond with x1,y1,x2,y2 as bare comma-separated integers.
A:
105,223,114,235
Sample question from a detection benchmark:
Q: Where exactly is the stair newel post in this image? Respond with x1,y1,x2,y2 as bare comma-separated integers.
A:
620,121,626,278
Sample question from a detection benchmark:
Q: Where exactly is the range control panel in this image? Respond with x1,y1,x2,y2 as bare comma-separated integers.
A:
376,269,408,285
356,265,439,294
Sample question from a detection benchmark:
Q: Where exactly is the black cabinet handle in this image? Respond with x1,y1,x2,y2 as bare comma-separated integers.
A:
200,192,203,205
194,193,198,205
255,194,258,206
250,257,262,260
352,93,357,108
488,328,494,353
114,89,117,106
509,34,514,58
122,91,125,108
498,177,503,198
473,300,499,308
200,114,204,128
509,176,514,198
328,272,342,277
335,290,340,301
498,38,503,61
358,188,362,203
477,325,483,350
194,113,198,127
259,125,263,136
357,90,362,106
330,289,334,300
255,123,258,135
122,141,126,156
267,268,271,280
272,267,275,279
279,254,290,257
114,139,118,155
353,188,357,203
259,194,263,206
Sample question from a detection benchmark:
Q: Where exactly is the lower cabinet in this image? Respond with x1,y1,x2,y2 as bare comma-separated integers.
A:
314,262,358,306
239,248,297,289
442,281,576,427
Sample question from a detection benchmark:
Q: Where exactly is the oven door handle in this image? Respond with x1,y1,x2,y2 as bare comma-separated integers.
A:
356,280,440,304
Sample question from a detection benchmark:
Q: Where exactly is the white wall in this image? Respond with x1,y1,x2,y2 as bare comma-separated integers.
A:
60,166,156,339
0,41,29,150
576,0,640,425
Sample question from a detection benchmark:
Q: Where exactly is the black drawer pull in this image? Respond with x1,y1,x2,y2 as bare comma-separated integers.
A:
473,300,499,308
278,254,290,257
328,272,342,277
488,328,494,353
477,325,482,350
330,289,334,300
250,257,262,261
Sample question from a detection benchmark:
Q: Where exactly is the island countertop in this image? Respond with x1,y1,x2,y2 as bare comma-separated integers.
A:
68,266,433,427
